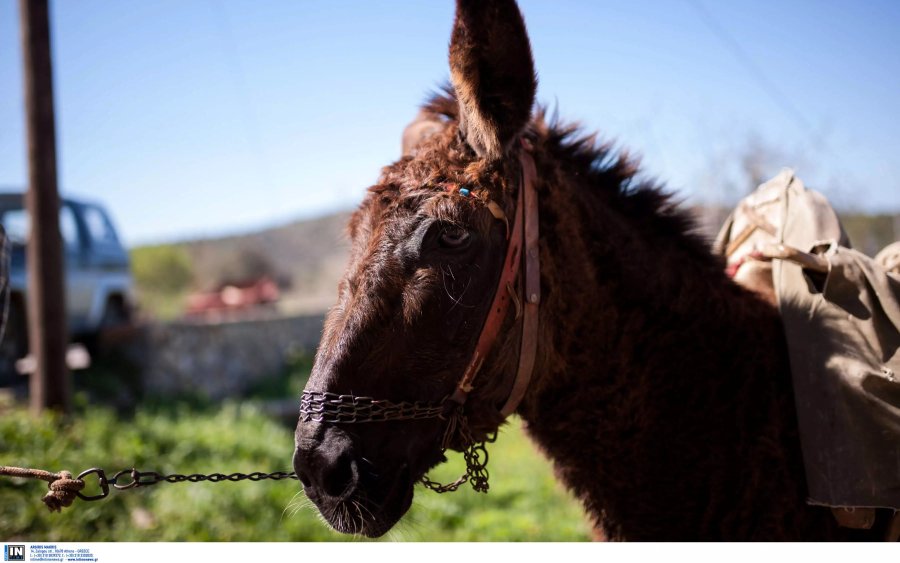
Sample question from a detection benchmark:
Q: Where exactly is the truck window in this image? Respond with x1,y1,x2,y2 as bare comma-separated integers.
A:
0,205,80,250
81,205,119,248
60,205,80,251
1,209,28,244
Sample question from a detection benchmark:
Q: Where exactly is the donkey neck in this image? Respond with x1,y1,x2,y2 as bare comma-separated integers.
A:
514,152,816,540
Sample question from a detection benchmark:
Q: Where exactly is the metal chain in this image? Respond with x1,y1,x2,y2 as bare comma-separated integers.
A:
74,467,298,502
418,442,490,493
299,391,446,423
0,465,297,511
419,413,492,494
5,369,451,508
4,391,493,513
299,390,493,494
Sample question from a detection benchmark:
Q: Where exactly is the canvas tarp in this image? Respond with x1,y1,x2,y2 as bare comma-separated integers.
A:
779,242,900,509
715,169,900,510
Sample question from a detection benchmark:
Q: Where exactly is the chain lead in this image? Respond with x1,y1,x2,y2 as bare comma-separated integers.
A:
419,410,493,494
75,468,298,501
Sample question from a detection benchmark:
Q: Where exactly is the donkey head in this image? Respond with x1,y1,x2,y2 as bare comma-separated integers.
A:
293,0,537,537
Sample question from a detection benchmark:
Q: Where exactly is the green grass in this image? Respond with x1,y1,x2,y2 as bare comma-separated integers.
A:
0,397,590,541
400,420,592,541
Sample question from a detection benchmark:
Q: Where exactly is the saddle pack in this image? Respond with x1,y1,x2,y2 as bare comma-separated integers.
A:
714,170,900,538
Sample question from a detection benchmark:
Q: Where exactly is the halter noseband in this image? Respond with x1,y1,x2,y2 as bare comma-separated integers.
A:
299,141,541,491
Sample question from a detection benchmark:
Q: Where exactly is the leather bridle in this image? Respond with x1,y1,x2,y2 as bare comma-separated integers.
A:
299,141,540,491
448,142,540,417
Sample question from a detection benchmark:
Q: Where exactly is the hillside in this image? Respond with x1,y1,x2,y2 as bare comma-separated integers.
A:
183,212,353,313
131,211,352,319
130,207,898,320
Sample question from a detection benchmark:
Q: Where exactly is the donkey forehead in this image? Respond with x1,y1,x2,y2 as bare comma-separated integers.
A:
364,182,502,234
342,188,502,287
347,134,515,250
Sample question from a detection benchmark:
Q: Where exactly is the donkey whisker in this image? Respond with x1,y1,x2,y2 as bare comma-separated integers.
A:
442,264,474,310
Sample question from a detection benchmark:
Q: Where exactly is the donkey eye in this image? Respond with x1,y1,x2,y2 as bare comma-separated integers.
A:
438,226,471,249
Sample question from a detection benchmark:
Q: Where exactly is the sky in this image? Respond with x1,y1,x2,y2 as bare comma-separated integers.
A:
1,0,899,246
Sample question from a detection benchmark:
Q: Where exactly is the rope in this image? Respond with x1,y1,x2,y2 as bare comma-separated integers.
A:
0,465,85,512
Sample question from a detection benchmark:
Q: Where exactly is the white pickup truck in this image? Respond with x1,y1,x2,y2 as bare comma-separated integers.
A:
0,193,134,380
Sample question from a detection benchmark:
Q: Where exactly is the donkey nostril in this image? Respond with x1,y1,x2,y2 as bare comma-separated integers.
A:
296,426,358,499
321,459,358,499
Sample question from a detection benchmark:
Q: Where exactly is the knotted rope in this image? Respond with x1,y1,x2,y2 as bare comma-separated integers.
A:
0,465,85,512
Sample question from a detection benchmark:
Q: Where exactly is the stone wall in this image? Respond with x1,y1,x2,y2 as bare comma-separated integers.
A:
138,313,324,400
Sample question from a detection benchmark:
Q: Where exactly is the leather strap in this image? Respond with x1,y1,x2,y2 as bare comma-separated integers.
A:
450,164,526,404
450,145,540,421
500,150,539,417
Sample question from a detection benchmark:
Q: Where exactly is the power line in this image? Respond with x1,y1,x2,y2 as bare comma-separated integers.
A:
686,0,817,141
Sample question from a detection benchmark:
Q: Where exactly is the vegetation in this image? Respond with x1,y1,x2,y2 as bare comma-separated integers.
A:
130,244,193,295
0,405,590,541
130,244,193,320
839,213,899,257
0,355,591,542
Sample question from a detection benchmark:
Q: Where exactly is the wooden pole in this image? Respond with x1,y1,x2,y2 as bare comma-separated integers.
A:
19,0,70,414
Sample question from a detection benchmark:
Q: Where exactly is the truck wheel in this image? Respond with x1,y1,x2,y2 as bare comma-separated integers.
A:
86,297,132,358
100,298,131,330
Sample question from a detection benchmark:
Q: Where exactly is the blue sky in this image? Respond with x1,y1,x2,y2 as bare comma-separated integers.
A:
1,0,898,245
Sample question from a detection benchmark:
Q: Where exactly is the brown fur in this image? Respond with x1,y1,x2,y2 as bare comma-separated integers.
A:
294,0,882,540
508,112,841,540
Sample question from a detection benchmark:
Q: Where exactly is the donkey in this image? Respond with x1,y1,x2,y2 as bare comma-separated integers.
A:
293,0,881,540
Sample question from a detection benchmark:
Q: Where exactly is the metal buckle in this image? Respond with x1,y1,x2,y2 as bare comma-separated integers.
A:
75,468,110,501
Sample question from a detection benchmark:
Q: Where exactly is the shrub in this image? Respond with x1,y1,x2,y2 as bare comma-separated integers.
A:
131,244,193,295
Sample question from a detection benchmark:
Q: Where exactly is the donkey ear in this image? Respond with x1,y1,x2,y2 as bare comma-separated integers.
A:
449,0,537,161
401,110,445,157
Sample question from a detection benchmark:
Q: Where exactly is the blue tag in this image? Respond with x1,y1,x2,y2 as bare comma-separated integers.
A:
459,188,471,197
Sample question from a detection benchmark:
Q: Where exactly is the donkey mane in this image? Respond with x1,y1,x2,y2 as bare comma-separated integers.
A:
417,88,717,272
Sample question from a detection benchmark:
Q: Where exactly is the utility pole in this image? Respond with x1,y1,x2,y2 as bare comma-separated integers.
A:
19,0,69,414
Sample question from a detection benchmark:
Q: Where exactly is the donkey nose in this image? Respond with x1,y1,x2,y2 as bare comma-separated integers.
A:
294,425,359,500
294,444,359,500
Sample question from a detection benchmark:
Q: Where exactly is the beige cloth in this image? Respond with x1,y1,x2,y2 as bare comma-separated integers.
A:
780,243,900,509
713,169,850,294
713,169,850,305
715,170,900,510
876,241,900,275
